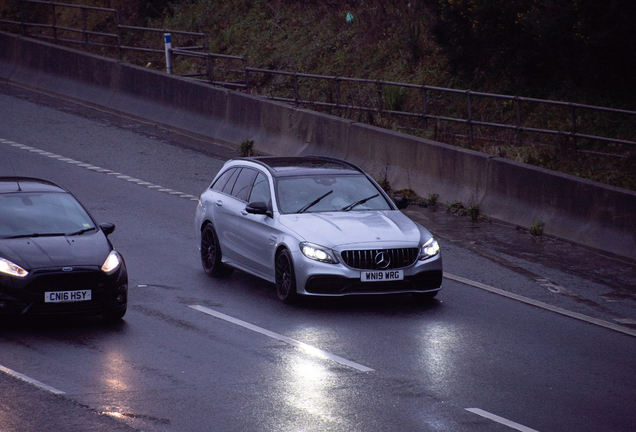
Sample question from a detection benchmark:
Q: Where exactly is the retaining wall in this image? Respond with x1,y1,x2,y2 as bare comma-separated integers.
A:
1,31,634,261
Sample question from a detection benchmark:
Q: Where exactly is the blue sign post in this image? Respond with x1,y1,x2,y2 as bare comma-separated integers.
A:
164,33,172,74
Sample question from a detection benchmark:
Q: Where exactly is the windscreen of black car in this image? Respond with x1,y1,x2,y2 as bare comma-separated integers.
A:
0,192,96,238
276,174,392,214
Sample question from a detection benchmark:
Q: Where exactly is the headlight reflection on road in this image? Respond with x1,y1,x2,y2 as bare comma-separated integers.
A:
418,322,463,383
100,349,132,393
285,357,342,427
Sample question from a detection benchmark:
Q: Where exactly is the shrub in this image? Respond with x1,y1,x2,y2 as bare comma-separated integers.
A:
239,139,254,157
530,219,545,236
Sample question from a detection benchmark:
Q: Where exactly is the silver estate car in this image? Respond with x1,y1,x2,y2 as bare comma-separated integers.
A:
195,156,442,303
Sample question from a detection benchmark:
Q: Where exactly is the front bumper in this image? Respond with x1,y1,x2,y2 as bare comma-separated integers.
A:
292,249,443,296
0,264,128,317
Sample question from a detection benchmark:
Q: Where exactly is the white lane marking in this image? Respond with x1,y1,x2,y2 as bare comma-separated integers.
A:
1,139,198,202
189,305,374,372
445,273,636,338
0,364,66,395
466,408,540,432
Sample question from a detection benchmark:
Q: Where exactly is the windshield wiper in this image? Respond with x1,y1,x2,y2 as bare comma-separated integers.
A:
66,227,95,236
296,190,333,214
342,193,379,211
3,232,67,239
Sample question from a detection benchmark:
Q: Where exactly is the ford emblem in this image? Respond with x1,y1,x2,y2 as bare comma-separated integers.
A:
62,267,73,272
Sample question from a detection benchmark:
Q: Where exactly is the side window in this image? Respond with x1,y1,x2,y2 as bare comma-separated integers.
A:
211,168,237,192
231,168,258,202
222,168,241,195
248,173,271,204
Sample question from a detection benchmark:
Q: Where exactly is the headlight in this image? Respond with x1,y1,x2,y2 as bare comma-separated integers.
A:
419,238,440,260
101,251,122,274
300,242,338,264
0,257,28,278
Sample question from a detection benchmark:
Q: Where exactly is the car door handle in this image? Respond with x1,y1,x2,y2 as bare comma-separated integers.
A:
215,200,223,207
241,210,248,215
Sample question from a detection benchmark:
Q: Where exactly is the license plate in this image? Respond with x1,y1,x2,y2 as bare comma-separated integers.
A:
360,270,404,282
44,290,92,303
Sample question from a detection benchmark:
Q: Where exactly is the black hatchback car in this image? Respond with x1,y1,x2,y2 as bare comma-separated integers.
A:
0,177,127,320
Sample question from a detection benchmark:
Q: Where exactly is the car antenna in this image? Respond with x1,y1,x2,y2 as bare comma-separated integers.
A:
8,158,22,191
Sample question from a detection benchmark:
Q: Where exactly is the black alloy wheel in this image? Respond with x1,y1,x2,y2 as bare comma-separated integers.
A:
275,249,298,304
201,224,233,277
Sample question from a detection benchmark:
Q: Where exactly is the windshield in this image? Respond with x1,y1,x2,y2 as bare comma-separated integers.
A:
276,174,392,214
0,192,97,239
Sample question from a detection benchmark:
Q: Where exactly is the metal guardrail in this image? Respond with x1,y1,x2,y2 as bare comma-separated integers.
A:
2,0,635,153
0,0,207,57
174,56,636,151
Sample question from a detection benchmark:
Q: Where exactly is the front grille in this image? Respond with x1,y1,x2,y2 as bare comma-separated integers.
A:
27,270,103,293
340,248,419,270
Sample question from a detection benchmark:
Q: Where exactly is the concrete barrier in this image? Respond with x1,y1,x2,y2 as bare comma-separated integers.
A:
1,31,634,260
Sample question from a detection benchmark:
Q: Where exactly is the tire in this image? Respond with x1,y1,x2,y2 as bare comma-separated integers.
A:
201,224,233,278
275,249,298,304
411,291,439,302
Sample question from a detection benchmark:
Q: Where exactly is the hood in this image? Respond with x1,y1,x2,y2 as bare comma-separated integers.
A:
0,234,110,270
279,210,430,248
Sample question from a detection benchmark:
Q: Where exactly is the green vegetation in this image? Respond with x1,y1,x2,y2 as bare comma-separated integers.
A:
445,200,482,222
238,139,254,157
425,193,439,207
530,220,546,236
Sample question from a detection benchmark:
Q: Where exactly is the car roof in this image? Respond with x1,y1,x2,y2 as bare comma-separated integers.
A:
0,177,68,194
241,156,364,178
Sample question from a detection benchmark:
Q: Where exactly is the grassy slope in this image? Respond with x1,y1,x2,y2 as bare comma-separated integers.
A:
152,1,636,191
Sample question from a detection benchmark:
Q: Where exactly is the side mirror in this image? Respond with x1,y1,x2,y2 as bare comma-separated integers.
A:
245,201,272,217
394,196,409,210
100,222,116,236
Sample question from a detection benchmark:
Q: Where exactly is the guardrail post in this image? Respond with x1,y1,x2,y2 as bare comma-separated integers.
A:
422,86,428,130
243,57,249,89
206,54,214,83
50,2,57,42
115,11,122,59
570,103,577,152
335,77,341,116
81,7,88,48
466,90,473,147
515,96,522,146
164,33,172,74
19,0,27,36
376,81,383,115
293,73,299,106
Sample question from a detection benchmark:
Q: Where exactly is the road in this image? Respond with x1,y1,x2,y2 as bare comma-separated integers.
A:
1,82,635,432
